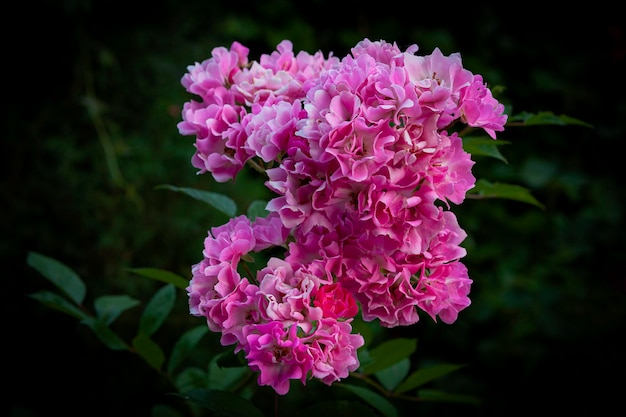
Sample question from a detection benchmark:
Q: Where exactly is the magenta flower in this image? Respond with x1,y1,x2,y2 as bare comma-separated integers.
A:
244,322,313,395
313,282,359,319
180,37,508,394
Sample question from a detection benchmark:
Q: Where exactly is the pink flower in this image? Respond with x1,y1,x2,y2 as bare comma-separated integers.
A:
180,41,249,102
203,215,256,264
251,212,291,251
181,37,507,393
244,322,313,395
313,283,359,319
187,261,242,332
244,100,305,162
460,74,508,139
257,258,323,333
303,318,364,384
218,279,263,348
426,131,476,205
416,261,472,324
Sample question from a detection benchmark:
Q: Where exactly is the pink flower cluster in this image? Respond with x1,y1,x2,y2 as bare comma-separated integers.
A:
179,38,507,394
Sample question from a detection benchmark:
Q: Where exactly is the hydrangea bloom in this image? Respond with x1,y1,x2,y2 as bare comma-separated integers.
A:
179,38,507,394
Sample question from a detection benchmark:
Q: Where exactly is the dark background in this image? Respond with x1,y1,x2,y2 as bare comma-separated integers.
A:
4,1,625,416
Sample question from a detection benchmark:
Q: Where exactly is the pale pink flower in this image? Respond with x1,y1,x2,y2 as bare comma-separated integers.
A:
304,318,364,384
257,258,323,333
244,100,305,162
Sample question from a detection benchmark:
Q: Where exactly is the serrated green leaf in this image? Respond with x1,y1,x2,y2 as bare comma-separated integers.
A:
126,267,189,290
361,338,417,375
468,179,545,209
247,200,269,221
167,325,209,374
155,184,237,217
81,316,130,351
375,358,410,392
94,295,140,325
395,363,465,394
462,137,510,163
340,384,398,417
181,389,265,417
27,252,86,305
28,291,88,320
139,284,176,336
133,332,165,371
507,111,593,128
417,388,482,405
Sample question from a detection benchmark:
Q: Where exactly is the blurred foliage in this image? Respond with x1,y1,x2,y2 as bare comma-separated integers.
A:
4,1,625,416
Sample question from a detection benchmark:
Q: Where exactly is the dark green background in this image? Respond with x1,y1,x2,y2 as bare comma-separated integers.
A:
4,1,625,416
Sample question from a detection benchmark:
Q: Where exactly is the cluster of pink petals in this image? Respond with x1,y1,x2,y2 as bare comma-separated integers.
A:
180,38,507,394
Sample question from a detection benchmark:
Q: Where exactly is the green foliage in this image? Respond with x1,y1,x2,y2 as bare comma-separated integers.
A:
360,338,417,375
469,179,545,209
168,325,209,374
247,200,270,221
507,111,593,127
395,364,466,395
339,384,399,417
180,389,265,417
156,184,238,217
24,105,594,415
126,268,189,290
14,4,614,412
27,252,86,305
27,250,482,416
462,137,510,163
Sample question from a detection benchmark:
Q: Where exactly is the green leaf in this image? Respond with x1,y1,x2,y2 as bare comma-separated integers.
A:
27,252,86,305
417,388,482,405
208,356,250,391
361,338,417,375
375,358,410,392
94,295,140,325
126,267,189,290
139,284,176,336
468,179,545,209
174,367,207,393
132,332,166,371
507,111,593,127
167,325,209,374
247,200,269,221
339,384,398,417
301,400,380,417
462,137,510,163
155,184,237,217
395,363,465,395
215,346,247,368
150,404,185,417
28,291,88,320
80,316,130,351
181,389,265,417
